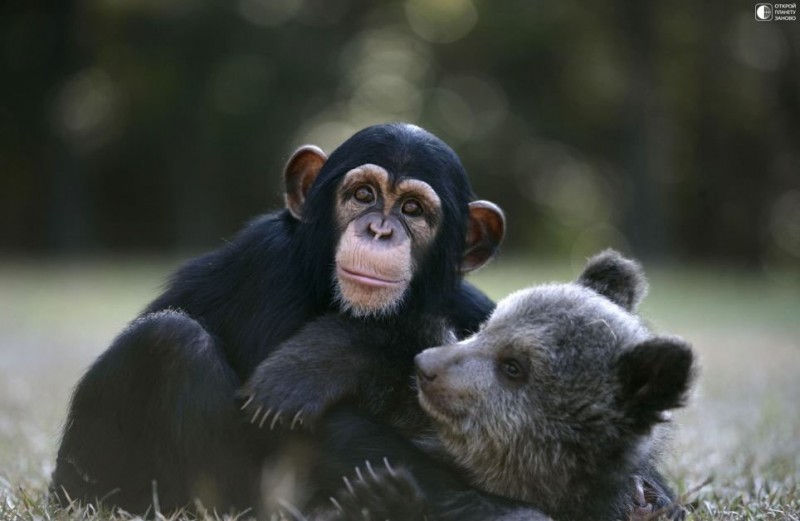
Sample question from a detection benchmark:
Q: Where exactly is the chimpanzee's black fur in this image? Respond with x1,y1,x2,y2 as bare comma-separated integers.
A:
50,123,497,514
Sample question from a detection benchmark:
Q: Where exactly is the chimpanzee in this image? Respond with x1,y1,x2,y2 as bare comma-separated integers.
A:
50,123,506,514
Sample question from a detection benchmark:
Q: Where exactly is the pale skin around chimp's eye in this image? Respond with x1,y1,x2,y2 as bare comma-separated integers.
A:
401,198,424,217
353,185,375,204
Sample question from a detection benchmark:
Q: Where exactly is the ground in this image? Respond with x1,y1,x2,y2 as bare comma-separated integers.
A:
0,256,798,520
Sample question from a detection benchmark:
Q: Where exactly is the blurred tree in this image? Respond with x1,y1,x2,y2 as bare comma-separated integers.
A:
0,0,797,274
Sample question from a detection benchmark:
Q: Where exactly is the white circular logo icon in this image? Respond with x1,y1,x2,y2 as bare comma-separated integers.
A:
755,4,773,20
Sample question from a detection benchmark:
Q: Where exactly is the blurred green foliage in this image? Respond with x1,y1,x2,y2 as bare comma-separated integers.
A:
1,0,798,277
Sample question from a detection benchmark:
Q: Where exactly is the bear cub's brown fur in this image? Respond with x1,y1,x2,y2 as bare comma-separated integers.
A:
412,249,696,520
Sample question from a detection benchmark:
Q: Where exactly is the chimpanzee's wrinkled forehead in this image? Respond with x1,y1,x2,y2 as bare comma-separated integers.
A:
319,123,474,203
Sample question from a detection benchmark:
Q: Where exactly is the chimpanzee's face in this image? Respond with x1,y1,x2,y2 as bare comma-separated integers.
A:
331,164,442,316
282,124,505,317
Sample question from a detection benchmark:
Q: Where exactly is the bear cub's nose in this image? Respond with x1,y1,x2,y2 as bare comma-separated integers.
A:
414,353,438,383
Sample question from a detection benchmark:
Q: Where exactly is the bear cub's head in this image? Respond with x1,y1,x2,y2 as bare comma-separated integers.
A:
415,249,696,520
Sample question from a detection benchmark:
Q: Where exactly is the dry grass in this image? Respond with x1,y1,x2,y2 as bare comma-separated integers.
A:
0,256,798,520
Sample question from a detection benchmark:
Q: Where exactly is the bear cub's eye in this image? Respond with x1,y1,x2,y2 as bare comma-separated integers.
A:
500,358,525,380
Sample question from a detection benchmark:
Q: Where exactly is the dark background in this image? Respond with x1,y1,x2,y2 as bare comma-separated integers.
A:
2,0,799,274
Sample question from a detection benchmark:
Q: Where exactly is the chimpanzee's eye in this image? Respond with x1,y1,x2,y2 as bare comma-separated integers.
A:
401,199,423,217
500,359,524,380
354,186,375,204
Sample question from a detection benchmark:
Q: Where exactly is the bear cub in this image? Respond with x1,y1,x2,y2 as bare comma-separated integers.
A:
252,250,695,520
405,249,696,520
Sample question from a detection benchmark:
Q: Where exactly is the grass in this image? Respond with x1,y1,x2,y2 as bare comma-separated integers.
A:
0,255,798,520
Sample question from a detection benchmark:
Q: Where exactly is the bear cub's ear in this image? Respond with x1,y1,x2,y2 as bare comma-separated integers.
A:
616,335,696,434
577,249,648,311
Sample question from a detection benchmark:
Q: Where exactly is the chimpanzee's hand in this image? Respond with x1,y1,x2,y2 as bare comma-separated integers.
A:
238,356,338,431
327,459,429,521
237,314,372,431
631,474,686,521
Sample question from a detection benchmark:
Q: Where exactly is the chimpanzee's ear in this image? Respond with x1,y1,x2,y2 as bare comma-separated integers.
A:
284,145,328,220
577,249,648,311
461,201,505,273
616,335,696,434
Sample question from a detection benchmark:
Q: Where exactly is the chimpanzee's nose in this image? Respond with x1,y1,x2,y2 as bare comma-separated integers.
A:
368,220,393,240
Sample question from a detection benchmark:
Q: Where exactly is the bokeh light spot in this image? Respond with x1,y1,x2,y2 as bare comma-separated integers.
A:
54,68,118,152
404,0,478,44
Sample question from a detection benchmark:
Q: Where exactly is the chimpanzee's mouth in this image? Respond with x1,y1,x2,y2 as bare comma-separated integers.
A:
337,265,405,288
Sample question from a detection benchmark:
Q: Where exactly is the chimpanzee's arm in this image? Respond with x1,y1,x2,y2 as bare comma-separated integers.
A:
240,277,493,429
239,313,420,431
238,315,385,430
